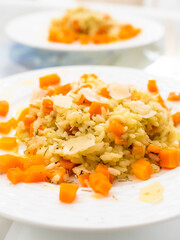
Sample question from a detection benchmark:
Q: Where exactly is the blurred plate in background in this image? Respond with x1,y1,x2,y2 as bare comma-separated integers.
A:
6,10,164,52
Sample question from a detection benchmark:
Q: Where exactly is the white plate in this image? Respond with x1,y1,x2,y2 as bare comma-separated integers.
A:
6,9,164,52
0,66,179,231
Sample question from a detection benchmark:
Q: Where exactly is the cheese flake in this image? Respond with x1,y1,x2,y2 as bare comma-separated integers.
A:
52,95,73,109
108,83,131,100
139,182,164,204
79,88,108,103
62,134,95,155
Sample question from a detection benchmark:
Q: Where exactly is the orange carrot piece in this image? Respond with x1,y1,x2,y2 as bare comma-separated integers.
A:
7,167,25,184
59,183,79,203
89,172,112,196
23,155,45,169
17,107,30,122
147,144,161,155
39,74,61,89
10,118,18,129
109,119,124,137
29,123,34,137
157,95,167,109
73,84,92,94
89,102,109,117
24,165,47,183
59,159,77,175
54,84,72,96
47,167,66,184
99,87,110,98
167,92,180,101
119,24,141,40
81,74,98,80
0,137,18,150
42,99,53,114
0,118,17,134
78,173,90,187
78,95,91,105
46,89,55,97
114,136,127,145
96,164,114,183
79,34,91,44
172,112,180,126
0,100,9,117
159,149,180,169
24,115,36,128
132,159,153,180
0,154,24,173
132,145,145,159
147,80,158,93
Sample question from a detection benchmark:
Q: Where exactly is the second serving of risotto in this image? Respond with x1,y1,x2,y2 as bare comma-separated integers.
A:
48,7,141,44
0,73,180,203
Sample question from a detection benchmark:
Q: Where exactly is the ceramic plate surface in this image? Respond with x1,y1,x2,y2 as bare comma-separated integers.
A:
0,66,179,231
6,8,164,52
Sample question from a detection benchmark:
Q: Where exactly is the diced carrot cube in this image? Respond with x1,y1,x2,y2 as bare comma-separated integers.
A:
7,167,25,184
42,99,53,114
78,173,90,187
159,149,180,169
17,107,30,122
99,87,110,98
147,80,158,93
79,34,91,44
24,165,47,183
47,167,66,184
132,159,153,180
39,74,61,89
29,123,34,138
109,119,124,137
59,159,77,176
54,84,72,96
0,100,9,117
132,145,145,159
0,137,18,151
0,154,24,173
96,164,114,183
89,172,112,196
89,102,109,117
167,92,180,101
59,183,79,203
157,95,167,109
147,144,161,155
0,118,17,134
172,112,180,126
23,154,45,169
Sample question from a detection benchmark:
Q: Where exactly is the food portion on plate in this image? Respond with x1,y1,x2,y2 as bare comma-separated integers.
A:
48,7,141,44
0,73,180,204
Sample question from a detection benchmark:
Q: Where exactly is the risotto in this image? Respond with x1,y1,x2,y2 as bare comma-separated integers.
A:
48,7,141,44
0,73,180,203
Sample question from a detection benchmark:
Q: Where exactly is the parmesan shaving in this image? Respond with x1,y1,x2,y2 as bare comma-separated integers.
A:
129,101,151,115
79,88,108,103
52,95,73,109
139,182,164,204
62,134,95,155
108,83,131,100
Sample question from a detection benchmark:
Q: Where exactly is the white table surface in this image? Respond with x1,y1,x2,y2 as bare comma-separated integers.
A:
0,1,180,239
